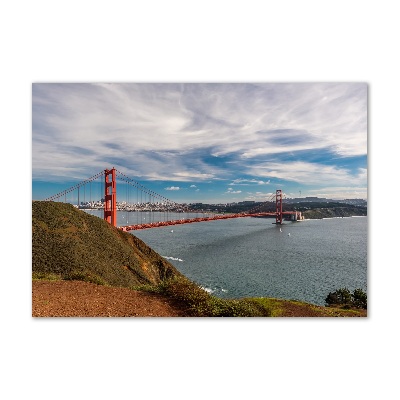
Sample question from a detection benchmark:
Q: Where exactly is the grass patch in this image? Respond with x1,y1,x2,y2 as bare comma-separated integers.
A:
32,269,108,286
158,276,273,317
246,298,284,317
63,268,109,286
32,271,62,281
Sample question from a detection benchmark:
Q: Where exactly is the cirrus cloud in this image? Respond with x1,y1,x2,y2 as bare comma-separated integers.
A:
32,82,367,201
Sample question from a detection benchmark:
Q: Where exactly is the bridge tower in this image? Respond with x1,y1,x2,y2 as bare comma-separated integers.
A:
275,189,283,224
104,168,117,227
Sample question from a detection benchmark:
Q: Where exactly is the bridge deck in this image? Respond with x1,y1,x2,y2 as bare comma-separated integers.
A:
119,211,300,231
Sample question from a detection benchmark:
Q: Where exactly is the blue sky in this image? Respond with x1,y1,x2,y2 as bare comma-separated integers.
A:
32,82,367,203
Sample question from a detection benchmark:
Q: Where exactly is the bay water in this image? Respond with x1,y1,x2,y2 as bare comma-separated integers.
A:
85,210,367,306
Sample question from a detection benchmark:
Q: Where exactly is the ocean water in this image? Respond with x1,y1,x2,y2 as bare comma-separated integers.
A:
85,210,367,306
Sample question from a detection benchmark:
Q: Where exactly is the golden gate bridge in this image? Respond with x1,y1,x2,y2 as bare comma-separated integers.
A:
44,168,303,230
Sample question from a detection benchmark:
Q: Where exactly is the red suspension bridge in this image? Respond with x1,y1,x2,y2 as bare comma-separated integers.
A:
44,168,303,230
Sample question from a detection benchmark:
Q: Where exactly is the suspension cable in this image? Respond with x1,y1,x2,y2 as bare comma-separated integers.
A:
44,170,105,202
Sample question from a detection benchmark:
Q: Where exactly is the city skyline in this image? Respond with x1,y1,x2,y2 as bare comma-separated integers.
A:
32,82,367,203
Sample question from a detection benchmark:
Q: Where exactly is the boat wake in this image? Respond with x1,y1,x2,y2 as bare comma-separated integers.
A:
163,256,184,262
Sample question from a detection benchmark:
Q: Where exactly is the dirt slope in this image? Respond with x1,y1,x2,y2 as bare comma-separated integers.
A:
32,280,188,317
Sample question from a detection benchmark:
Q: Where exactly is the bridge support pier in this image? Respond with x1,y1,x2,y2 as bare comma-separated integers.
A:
104,168,117,227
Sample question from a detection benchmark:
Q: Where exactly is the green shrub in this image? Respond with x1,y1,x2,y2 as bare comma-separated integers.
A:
325,288,367,309
159,276,272,317
352,288,367,309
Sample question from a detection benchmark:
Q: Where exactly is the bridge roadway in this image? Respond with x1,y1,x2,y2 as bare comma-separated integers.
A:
119,211,301,231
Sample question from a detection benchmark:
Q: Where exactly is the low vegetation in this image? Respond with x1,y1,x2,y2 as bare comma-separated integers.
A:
157,276,273,317
132,278,366,317
325,288,367,309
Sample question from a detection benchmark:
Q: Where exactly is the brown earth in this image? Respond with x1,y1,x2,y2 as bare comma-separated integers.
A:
32,280,189,317
32,280,367,318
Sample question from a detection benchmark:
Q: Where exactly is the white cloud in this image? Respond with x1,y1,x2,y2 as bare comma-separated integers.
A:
246,161,367,187
226,188,242,194
230,178,270,185
172,172,215,181
190,184,197,188
165,186,180,191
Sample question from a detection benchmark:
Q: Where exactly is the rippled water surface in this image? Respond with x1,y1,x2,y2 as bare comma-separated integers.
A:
85,210,367,305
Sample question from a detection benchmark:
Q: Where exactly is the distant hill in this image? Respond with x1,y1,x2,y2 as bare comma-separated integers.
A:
302,206,367,219
32,201,182,287
188,200,367,215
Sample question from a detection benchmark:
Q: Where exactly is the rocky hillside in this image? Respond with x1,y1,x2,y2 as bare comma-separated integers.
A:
32,201,182,288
